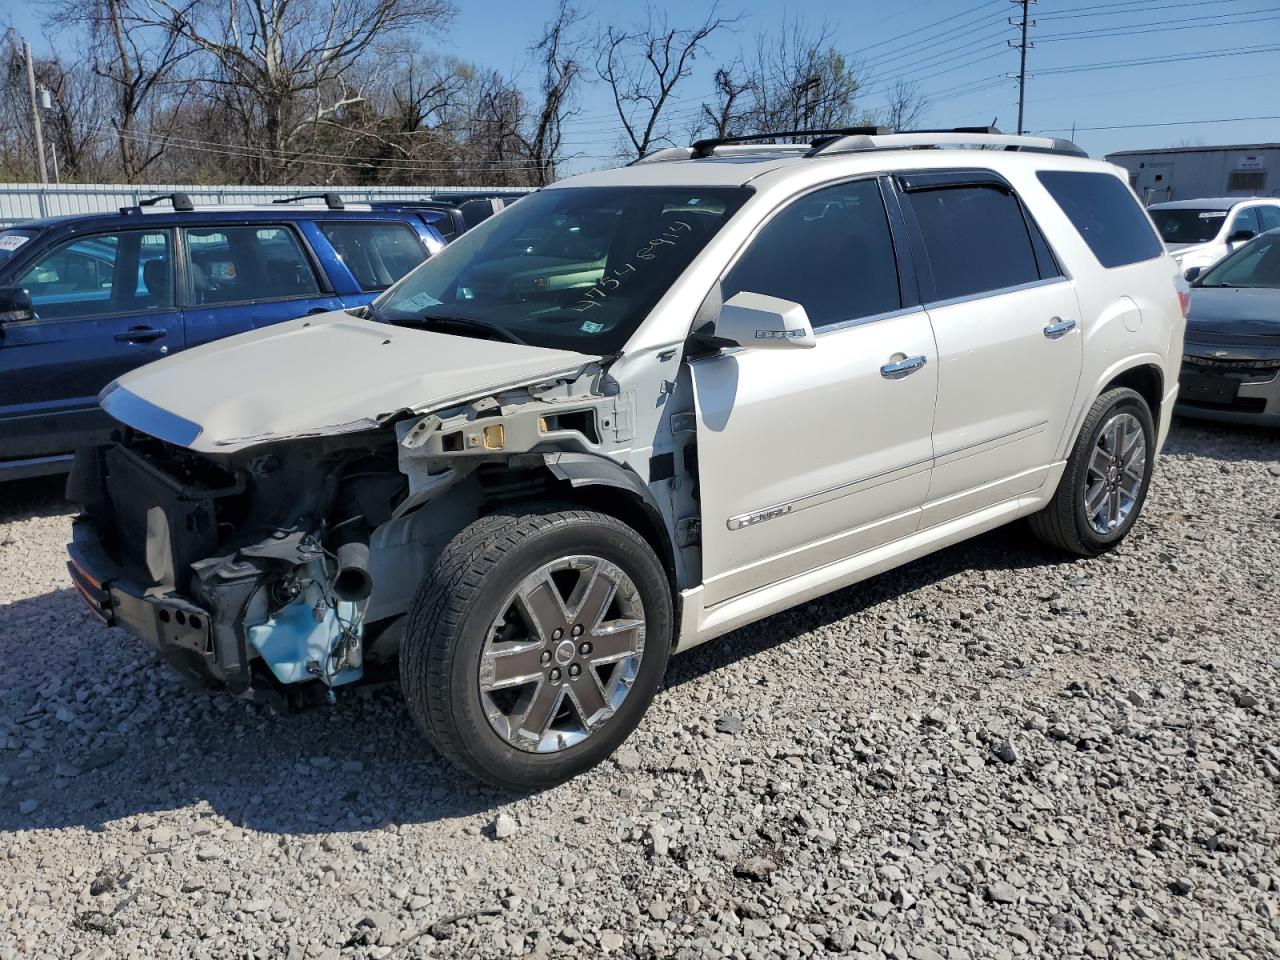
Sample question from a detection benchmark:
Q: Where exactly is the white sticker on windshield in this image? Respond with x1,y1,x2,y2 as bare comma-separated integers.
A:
1198,212,1227,219
0,234,29,251
399,291,442,310
579,319,604,334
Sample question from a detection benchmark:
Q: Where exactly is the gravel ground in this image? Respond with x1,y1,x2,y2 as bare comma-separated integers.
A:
1,417,1278,960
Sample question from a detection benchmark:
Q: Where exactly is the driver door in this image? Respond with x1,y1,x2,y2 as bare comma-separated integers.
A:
690,178,938,606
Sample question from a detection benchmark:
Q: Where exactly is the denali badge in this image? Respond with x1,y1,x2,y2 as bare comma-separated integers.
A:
727,504,794,530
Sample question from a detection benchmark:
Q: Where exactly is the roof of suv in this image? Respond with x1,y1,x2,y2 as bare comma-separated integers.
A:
1148,197,1277,211
11,201,431,232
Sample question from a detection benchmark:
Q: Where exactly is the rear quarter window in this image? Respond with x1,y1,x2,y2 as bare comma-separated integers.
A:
1036,170,1164,268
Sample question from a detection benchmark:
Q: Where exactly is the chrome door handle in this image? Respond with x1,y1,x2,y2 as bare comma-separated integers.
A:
1043,318,1076,339
880,355,927,379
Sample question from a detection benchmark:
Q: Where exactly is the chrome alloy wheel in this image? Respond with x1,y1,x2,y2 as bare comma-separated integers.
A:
1083,411,1147,535
478,556,646,753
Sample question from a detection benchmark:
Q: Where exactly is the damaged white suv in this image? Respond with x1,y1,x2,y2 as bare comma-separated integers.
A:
68,129,1186,788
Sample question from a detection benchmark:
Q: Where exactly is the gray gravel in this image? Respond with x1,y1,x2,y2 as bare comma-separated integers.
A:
2,417,1278,960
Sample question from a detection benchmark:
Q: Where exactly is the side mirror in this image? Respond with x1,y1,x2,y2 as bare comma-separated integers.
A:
1183,266,1202,282
0,286,33,325
711,291,816,350
1227,229,1255,244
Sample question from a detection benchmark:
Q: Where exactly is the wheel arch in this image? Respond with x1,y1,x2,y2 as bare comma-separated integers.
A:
539,452,680,594
1062,354,1166,459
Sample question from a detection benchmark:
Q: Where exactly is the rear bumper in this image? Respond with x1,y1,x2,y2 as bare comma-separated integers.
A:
67,518,221,686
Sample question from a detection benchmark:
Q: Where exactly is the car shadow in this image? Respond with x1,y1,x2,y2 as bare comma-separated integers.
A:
0,474,74,523
1164,415,1278,461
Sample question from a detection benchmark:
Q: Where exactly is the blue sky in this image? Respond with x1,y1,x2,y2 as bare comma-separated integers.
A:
7,0,1280,175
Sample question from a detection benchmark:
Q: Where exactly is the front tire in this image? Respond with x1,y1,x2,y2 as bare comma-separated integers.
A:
401,503,672,790
1029,387,1155,557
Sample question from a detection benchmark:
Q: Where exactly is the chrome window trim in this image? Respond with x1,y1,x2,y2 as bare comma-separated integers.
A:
922,275,1070,312
813,304,926,337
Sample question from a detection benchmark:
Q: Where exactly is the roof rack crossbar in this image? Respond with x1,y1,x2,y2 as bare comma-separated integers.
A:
133,192,194,212
689,127,893,159
271,192,345,209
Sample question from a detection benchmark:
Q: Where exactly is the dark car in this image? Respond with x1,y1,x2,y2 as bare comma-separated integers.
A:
1177,229,1280,426
0,194,445,480
369,191,529,243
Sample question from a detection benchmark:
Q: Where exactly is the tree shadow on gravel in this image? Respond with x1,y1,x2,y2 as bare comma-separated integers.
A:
0,474,74,523
0,588,519,837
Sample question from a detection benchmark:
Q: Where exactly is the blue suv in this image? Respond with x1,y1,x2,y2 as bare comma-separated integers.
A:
0,193,446,480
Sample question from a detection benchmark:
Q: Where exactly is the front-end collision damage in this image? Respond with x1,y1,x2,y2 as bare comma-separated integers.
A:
70,359,665,705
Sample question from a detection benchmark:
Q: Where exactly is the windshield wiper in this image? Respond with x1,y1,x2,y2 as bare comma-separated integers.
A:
404,313,527,345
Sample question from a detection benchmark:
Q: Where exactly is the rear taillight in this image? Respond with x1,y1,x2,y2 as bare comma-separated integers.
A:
1178,289,1191,318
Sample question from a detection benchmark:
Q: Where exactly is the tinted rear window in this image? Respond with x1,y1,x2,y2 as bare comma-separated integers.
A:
1037,171,1163,268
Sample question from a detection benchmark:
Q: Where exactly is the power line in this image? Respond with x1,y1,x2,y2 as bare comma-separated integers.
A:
1037,0,1253,20
1037,9,1280,41
1035,43,1280,76
1035,114,1280,134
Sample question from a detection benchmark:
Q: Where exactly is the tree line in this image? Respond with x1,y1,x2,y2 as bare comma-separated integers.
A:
1,0,929,187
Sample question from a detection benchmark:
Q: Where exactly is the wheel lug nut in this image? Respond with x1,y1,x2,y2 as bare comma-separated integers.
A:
569,663,581,678
540,651,551,665
552,627,564,640
579,641,592,656
571,624,584,637
549,668,561,682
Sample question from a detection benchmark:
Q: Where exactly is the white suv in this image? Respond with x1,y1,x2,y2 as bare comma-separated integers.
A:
1148,196,1280,276
68,128,1187,788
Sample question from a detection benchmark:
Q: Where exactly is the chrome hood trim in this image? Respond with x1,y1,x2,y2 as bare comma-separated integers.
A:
102,311,600,453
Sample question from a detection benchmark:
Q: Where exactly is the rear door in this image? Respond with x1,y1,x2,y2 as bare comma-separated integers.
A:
897,172,1083,526
180,222,342,348
0,227,181,464
692,177,938,606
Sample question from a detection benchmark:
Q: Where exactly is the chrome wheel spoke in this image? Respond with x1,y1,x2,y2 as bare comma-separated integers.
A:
571,564,616,633
566,672,612,727
1085,481,1109,517
588,619,644,664
516,680,564,742
483,642,546,690
1088,447,1111,479
517,575,570,641
1107,486,1122,529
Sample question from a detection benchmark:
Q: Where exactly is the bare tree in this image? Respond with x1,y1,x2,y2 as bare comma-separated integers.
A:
740,18,865,135
124,0,454,181
882,80,928,132
54,0,194,181
699,61,750,139
517,1,584,186
597,5,736,159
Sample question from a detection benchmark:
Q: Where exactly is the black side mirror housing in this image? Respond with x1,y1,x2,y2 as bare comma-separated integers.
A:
0,286,33,325
1183,266,1202,282
1227,229,1256,243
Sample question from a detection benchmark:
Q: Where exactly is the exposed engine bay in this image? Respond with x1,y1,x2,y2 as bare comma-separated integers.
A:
66,358,689,708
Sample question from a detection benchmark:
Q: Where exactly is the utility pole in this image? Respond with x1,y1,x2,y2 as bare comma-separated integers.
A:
1008,0,1035,135
23,40,49,184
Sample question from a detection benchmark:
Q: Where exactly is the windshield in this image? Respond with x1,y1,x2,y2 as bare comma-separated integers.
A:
1197,232,1280,289
373,186,752,352
1150,208,1227,245
0,228,38,267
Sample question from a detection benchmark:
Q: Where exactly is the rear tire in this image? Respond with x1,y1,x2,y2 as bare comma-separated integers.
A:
1029,387,1155,557
401,502,672,790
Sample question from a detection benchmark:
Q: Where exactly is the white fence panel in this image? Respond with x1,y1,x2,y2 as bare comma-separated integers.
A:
0,182,534,226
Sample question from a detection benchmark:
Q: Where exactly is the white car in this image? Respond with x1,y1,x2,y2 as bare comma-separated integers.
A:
68,128,1187,788
1148,196,1280,276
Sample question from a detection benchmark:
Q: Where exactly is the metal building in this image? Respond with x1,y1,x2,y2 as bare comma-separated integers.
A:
1104,143,1280,206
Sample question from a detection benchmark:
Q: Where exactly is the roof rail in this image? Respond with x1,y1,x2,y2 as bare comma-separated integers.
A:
123,192,194,214
810,126,1088,158
272,192,345,209
634,125,1087,165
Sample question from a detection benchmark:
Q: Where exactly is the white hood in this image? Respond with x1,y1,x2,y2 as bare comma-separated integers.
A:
101,311,599,454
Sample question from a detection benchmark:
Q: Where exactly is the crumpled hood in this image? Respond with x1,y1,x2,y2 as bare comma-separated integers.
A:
101,311,600,453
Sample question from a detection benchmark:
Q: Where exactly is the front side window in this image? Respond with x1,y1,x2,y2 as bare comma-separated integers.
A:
374,186,751,353
319,221,426,291
183,225,321,305
1258,206,1280,232
722,178,902,328
906,185,1041,301
18,229,172,321
1230,207,1261,237
1197,233,1280,289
